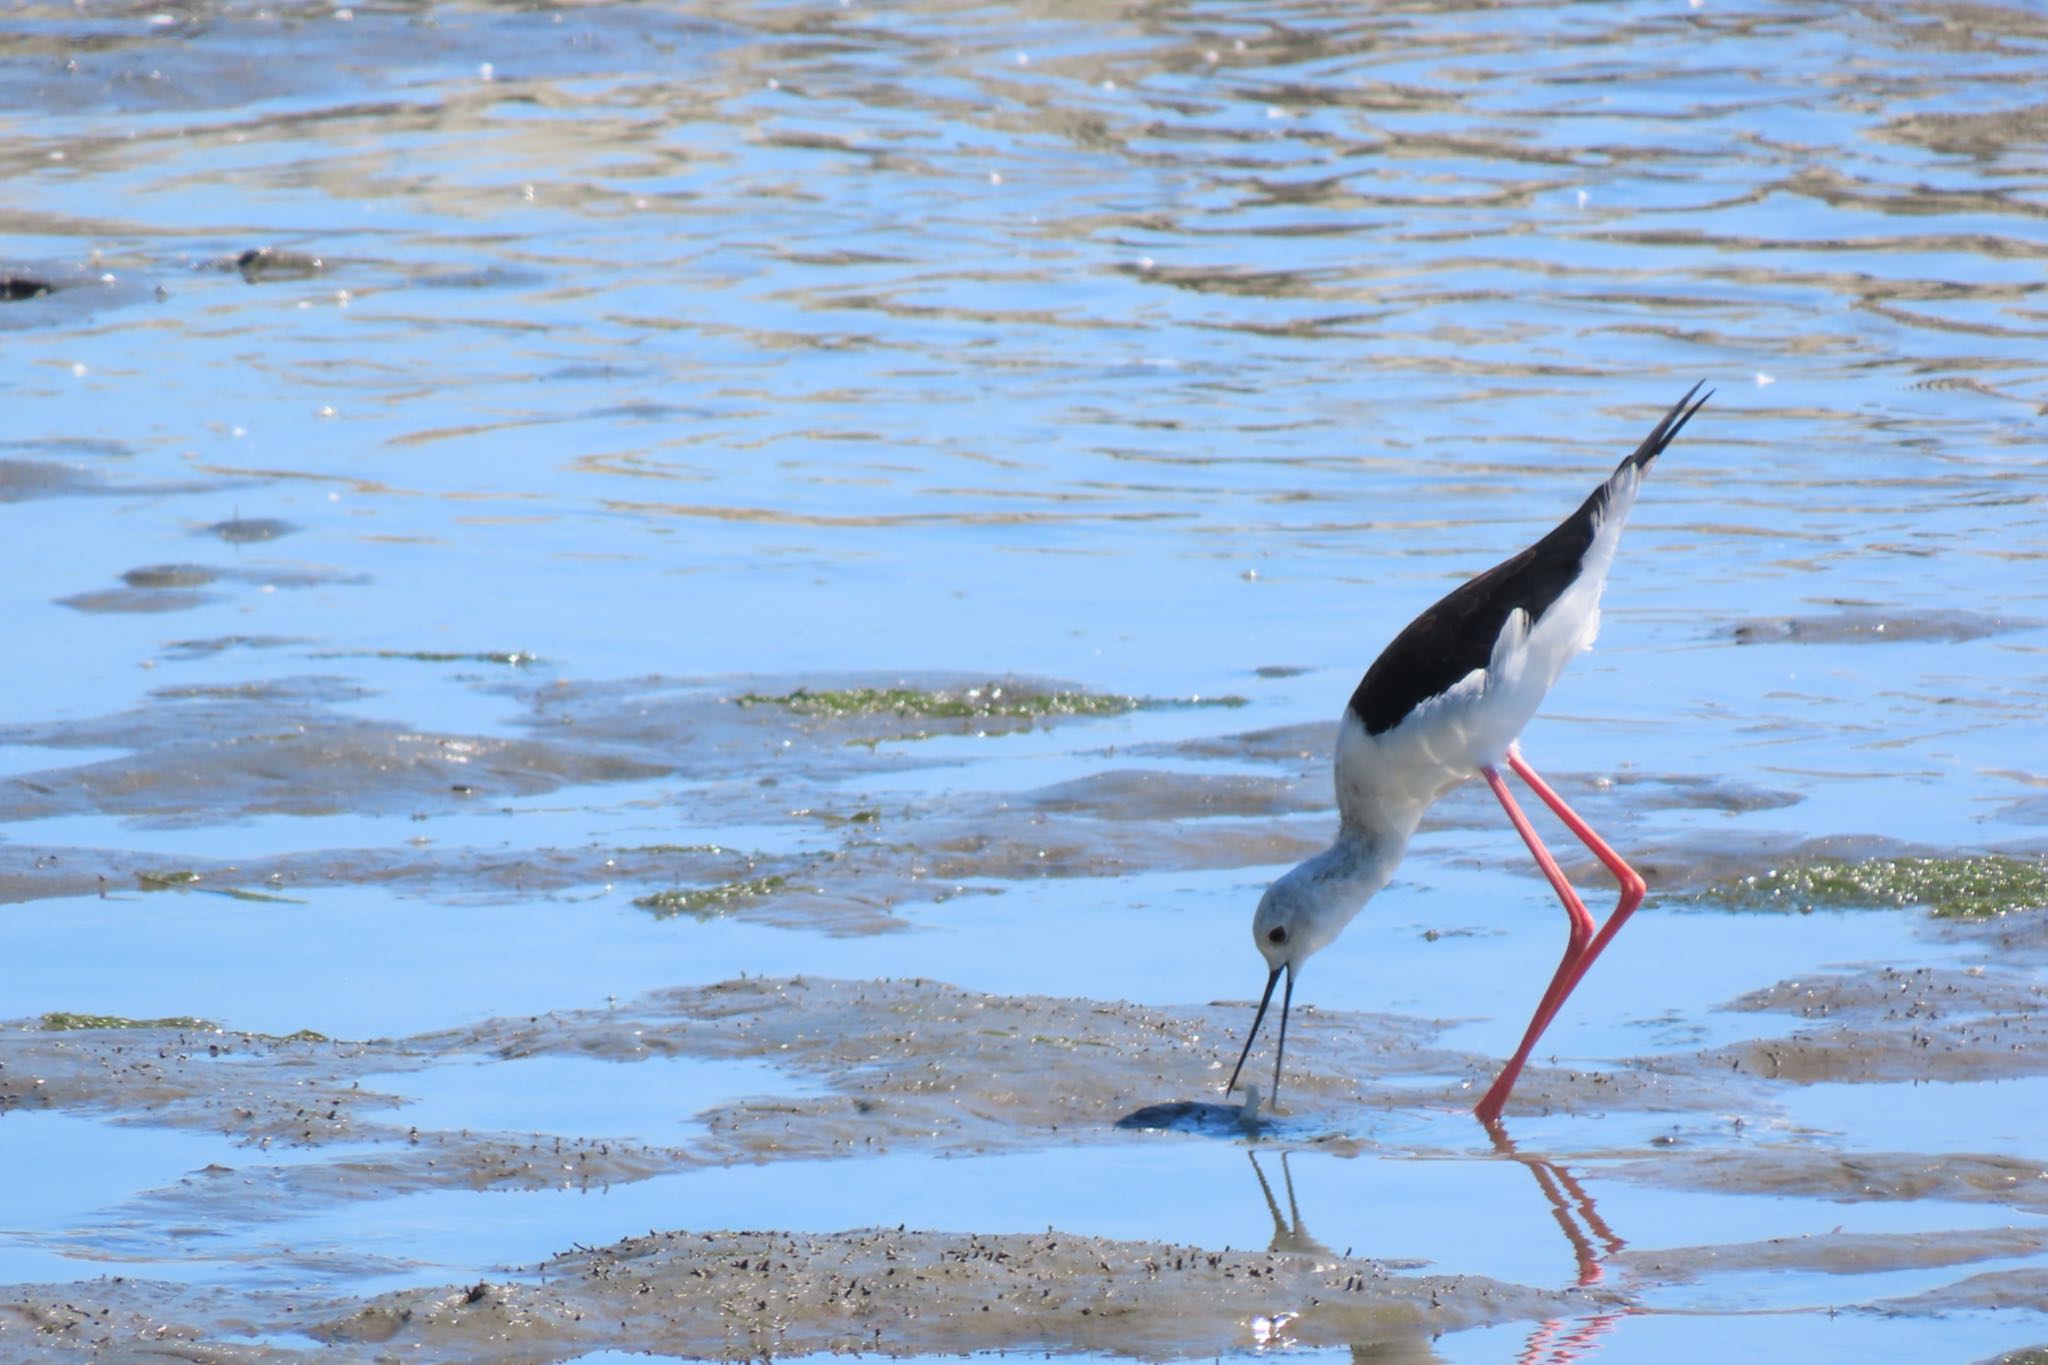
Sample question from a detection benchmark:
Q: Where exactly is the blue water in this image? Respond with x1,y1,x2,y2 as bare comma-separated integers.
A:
5,0,2048,1359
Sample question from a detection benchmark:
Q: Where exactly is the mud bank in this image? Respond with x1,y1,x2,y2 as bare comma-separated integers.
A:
333,1227,1583,1359
2,1227,1589,1362
11,960,2048,1358
16,946,2048,1163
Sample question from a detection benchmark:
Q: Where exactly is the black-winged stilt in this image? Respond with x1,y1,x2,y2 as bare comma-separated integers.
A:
1226,384,1711,1125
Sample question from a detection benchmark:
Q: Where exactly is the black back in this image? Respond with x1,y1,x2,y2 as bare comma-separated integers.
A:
1347,385,1709,737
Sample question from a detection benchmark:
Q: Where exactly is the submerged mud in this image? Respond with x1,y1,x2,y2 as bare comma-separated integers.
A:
0,981,1598,1359
1,978,1481,1160
1728,608,2036,646
23,960,2048,1190
12,952,2048,1356
1707,966,2048,1086
0,669,1841,935
1617,1147,2048,1217
7,668,2048,1356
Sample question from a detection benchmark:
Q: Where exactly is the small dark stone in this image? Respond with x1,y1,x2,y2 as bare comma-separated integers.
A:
206,516,297,544
236,247,325,281
122,564,219,589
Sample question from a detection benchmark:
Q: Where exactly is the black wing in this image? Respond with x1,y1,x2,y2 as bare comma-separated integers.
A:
1347,384,1710,737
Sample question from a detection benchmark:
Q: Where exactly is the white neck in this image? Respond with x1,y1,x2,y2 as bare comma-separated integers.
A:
1276,826,1409,951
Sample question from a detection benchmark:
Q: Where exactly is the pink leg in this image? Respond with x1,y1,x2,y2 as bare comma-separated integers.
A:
1508,749,1647,1016
1474,765,1593,1123
1474,748,1646,1124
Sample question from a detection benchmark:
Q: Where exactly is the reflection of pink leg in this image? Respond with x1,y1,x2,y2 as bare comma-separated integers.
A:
1475,748,1646,1123
1520,1318,1564,1365
1550,1160,1627,1261
1492,1122,1631,1363
1490,1121,1629,1288
1524,1158,1600,1286
1531,1312,1624,1364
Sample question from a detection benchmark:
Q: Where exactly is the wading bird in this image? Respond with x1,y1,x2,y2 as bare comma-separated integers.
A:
1226,385,1710,1124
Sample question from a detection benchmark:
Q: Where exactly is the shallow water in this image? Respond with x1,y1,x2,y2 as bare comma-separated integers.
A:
353,1052,827,1140
142,1140,2038,1299
6,0,2048,1360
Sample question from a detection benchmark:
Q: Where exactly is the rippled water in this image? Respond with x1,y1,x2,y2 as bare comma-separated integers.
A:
4,0,2048,1360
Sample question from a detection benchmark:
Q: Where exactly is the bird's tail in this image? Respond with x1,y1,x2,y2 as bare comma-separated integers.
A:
1613,382,1712,478
1572,382,1711,546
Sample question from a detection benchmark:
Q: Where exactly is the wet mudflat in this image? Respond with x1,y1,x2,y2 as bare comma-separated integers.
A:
6,0,2048,1361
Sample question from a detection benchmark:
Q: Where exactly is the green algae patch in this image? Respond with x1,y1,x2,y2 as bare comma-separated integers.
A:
805,807,880,827
41,1012,216,1032
259,1028,332,1043
732,684,1245,721
1701,855,2048,919
213,887,308,904
36,1013,329,1042
133,870,305,903
634,874,791,919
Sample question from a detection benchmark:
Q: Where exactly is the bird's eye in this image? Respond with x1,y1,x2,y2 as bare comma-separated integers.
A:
1267,927,1287,945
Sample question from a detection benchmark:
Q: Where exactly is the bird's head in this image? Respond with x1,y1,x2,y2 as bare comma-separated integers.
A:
1250,873,1341,974
1225,836,1400,1104
1227,871,1345,1102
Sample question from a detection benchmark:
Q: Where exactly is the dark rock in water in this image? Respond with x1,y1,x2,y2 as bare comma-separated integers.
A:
416,265,543,290
158,634,304,661
0,276,55,300
57,586,216,614
58,560,366,616
1116,1099,1260,1133
122,563,220,589
0,459,94,501
206,516,297,544
236,247,325,281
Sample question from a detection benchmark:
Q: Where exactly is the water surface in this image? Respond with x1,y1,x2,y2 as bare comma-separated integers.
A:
5,0,2048,1360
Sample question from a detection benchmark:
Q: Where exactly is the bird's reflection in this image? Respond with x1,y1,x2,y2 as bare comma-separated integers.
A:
1241,1122,1630,1364
1249,1149,1326,1257
1485,1118,1627,1363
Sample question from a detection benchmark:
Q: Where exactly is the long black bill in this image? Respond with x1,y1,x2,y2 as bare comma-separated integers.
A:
1225,963,1293,1099
1271,964,1294,1100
